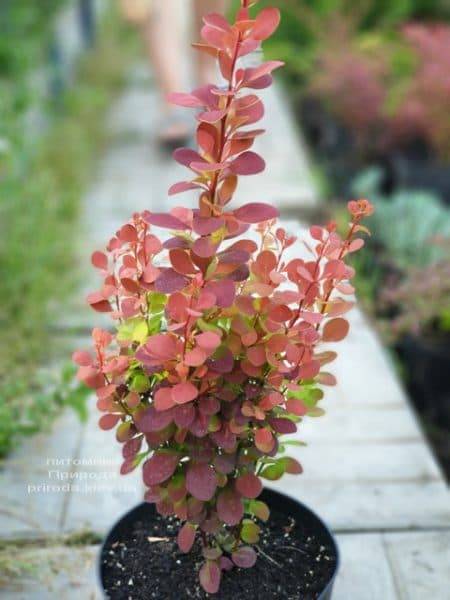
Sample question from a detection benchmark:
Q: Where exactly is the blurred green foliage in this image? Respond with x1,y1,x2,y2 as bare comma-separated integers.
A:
230,0,450,86
0,0,63,79
0,364,90,458
0,7,136,455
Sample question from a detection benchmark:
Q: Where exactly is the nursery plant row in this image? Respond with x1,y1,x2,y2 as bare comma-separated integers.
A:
293,101,450,480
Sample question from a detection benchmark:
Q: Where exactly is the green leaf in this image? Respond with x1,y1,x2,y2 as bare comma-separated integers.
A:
307,407,326,417
132,320,148,344
130,372,150,393
116,319,136,342
148,292,167,311
247,499,270,522
280,439,307,447
260,461,285,481
197,318,222,334
240,519,260,544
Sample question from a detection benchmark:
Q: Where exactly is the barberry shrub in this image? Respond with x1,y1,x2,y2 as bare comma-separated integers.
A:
74,1,373,594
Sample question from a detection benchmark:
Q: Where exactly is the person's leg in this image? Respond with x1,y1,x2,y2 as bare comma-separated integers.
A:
141,1,189,143
142,1,184,99
193,0,228,86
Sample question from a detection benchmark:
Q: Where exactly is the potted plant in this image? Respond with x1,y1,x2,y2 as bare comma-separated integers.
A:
381,254,450,424
73,1,373,596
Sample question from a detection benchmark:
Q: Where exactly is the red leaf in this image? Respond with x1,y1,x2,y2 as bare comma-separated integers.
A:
195,331,221,352
282,457,303,475
172,381,198,404
246,74,273,89
72,350,92,366
316,372,337,386
246,345,266,367
154,387,176,411
220,556,234,571
168,92,204,108
135,406,173,432
286,397,308,416
252,7,281,40
235,473,262,499
169,249,197,275
197,109,227,123
213,453,235,475
142,264,160,284
177,522,197,553
186,463,217,501
98,414,120,430
298,360,321,380
207,346,234,373
119,224,138,242
255,428,274,453
91,251,108,270
184,347,207,367
191,160,227,172
199,560,221,595
268,304,292,322
192,216,224,236
144,212,189,230
145,333,178,360
143,452,179,486
269,418,297,434
348,238,364,253
167,292,188,322
218,250,250,267
154,268,189,293
322,318,350,342
192,237,219,258
231,546,257,568
168,181,202,196
217,488,244,525
205,279,235,307
201,23,227,49
246,60,284,83
230,151,265,175
173,403,196,428
122,435,143,459
234,202,279,224
87,292,112,313
310,225,324,241
203,12,231,32
173,147,203,167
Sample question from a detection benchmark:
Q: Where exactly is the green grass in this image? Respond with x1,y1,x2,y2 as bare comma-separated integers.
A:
0,8,137,456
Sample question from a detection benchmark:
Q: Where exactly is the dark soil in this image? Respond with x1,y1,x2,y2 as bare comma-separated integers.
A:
101,506,337,599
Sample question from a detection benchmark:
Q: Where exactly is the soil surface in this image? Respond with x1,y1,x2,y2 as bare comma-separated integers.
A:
101,505,337,599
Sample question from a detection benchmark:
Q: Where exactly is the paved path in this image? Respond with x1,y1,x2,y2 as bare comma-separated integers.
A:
1,66,449,598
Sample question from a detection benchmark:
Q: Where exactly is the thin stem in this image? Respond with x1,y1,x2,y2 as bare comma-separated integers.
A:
208,30,243,211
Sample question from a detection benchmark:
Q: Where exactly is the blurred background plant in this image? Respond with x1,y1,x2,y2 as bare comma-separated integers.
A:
0,2,137,456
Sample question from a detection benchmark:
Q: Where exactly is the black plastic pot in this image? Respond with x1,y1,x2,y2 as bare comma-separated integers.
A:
98,488,339,599
397,334,450,426
380,152,450,202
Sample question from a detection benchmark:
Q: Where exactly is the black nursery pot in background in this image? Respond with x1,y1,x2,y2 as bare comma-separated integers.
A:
398,334,450,426
99,489,339,599
379,152,450,202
